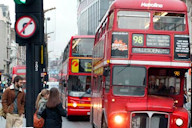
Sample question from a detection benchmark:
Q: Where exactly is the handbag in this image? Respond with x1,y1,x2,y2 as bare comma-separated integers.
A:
0,107,6,119
33,111,44,128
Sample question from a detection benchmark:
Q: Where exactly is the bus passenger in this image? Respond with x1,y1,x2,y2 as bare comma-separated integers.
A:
148,75,157,94
169,86,176,95
157,82,166,94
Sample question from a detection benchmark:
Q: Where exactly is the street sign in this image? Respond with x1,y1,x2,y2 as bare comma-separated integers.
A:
15,16,37,38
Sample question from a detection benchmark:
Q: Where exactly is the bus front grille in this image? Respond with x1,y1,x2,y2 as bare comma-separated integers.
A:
131,112,169,128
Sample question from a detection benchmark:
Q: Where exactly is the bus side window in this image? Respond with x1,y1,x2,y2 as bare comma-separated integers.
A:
108,12,114,30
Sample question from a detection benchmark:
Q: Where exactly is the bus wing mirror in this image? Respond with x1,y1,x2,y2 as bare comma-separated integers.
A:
103,68,110,76
63,81,66,87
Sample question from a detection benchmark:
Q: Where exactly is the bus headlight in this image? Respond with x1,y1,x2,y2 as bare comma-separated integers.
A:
73,103,77,107
176,118,183,126
114,115,123,124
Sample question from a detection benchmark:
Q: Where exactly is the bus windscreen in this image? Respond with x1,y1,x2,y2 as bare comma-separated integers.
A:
117,11,150,29
72,38,94,57
153,12,185,31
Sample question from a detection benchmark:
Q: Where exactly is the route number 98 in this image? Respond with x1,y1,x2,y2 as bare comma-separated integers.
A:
132,34,144,46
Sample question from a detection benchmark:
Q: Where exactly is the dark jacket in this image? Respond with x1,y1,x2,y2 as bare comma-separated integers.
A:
2,84,25,115
40,103,65,128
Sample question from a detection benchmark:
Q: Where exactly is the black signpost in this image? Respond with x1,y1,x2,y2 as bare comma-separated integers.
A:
14,0,44,126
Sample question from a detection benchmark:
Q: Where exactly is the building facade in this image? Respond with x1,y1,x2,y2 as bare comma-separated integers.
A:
0,4,11,81
10,28,26,67
77,0,113,35
0,4,26,84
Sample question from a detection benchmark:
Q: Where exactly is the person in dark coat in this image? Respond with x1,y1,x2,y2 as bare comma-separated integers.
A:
40,87,65,128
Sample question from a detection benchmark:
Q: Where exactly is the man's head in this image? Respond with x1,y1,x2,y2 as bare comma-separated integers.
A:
13,75,24,88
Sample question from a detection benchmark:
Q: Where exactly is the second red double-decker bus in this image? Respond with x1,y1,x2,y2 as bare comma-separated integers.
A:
12,65,26,92
91,0,191,128
59,35,94,119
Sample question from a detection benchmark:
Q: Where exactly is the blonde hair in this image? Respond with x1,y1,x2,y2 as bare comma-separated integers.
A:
35,89,49,109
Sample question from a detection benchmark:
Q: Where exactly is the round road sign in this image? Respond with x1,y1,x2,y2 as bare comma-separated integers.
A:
15,16,37,38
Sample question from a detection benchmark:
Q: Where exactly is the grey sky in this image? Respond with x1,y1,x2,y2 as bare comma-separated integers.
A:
0,0,78,59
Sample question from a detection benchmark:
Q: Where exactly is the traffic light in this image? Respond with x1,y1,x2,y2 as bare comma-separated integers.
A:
14,0,32,4
14,0,44,45
44,73,49,81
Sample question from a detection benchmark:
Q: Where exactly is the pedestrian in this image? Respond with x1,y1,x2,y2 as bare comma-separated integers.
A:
188,88,191,103
40,87,65,128
34,89,49,128
35,89,49,117
184,88,189,104
2,75,25,128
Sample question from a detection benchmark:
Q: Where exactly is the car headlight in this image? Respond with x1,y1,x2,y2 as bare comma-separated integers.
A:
176,118,183,126
114,115,123,124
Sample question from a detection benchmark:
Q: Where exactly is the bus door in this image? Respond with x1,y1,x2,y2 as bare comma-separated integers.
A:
103,67,111,122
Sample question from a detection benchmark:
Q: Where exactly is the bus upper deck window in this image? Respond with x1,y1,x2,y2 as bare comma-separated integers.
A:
153,12,185,31
117,11,150,30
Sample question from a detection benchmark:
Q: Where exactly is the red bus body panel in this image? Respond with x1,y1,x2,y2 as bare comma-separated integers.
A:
67,96,91,116
111,0,187,12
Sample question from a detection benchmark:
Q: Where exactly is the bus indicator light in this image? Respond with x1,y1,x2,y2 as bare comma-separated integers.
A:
174,71,180,76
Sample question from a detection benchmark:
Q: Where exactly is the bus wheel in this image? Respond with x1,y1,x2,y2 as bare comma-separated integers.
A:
66,108,71,120
101,115,108,128
66,112,72,120
90,108,95,128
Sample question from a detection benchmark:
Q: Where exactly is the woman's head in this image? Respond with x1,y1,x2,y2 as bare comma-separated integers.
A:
46,87,61,108
35,89,49,109
41,89,49,99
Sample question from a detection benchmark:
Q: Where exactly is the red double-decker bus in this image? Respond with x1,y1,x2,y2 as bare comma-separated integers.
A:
59,35,94,119
12,65,26,92
91,0,191,128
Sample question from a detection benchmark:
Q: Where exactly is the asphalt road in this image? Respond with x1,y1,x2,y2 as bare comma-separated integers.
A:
62,116,91,128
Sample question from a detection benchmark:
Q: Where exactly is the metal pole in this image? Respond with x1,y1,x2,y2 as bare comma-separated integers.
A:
26,43,34,126
26,43,41,126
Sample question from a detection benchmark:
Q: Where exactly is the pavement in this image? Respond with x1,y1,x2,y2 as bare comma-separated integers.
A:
0,118,27,128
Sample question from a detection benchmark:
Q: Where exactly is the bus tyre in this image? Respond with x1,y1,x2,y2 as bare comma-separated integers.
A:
90,108,95,128
66,109,71,120
101,115,108,128
66,114,71,120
